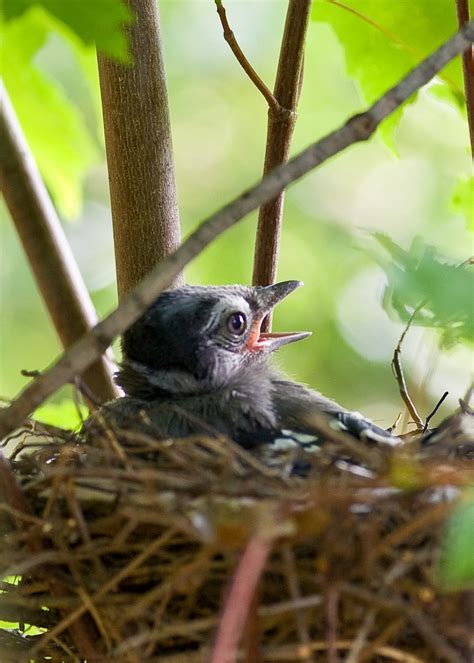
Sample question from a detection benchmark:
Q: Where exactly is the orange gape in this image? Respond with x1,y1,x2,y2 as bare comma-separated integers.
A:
246,319,262,352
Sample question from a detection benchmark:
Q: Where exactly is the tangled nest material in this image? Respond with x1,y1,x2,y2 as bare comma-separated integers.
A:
1,409,473,663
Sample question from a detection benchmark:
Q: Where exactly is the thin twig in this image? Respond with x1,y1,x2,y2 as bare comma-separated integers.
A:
358,617,406,663
368,502,452,562
29,529,177,656
455,0,474,157
0,455,101,659
0,21,473,440
424,391,449,431
340,583,463,663
461,381,474,410
282,545,315,662
325,585,340,663
211,536,273,663
215,0,280,112
344,608,376,663
391,304,425,430
153,643,426,662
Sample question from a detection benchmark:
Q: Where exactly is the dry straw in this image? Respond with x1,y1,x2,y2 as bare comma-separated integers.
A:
1,409,473,662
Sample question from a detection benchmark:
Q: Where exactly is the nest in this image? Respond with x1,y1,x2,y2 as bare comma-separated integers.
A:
1,410,473,663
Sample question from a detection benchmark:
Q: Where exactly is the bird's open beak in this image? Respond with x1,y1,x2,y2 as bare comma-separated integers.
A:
249,280,311,352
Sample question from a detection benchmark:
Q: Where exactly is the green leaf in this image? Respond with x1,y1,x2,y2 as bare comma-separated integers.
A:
370,234,473,348
2,0,132,61
312,0,464,144
437,492,474,591
450,176,474,232
1,8,99,217
34,399,87,429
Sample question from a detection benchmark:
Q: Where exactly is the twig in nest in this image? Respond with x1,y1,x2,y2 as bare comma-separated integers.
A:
214,0,280,113
340,583,463,663
0,454,102,659
211,535,273,663
391,304,425,430
423,391,449,432
325,585,340,663
30,529,177,656
345,608,376,663
282,545,314,662
73,376,103,409
368,501,452,562
388,412,402,434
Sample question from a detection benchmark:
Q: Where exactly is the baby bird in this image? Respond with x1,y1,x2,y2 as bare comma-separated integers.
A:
85,281,398,468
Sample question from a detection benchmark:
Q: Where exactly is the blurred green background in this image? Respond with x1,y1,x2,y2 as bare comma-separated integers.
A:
0,0,472,430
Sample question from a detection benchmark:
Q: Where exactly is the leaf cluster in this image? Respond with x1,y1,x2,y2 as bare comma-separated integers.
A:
372,233,473,348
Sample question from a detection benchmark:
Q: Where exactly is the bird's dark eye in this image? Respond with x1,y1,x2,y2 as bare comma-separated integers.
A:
226,311,247,336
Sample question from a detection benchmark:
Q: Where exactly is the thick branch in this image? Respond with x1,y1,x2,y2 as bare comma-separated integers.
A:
0,83,118,403
253,0,312,332
0,21,472,440
455,0,474,157
97,0,182,299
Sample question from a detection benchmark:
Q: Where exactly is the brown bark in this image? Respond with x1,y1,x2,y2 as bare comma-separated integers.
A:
455,0,474,158
0,19,472,439
0,83,118,403
97,0,182,300
252,0,312,321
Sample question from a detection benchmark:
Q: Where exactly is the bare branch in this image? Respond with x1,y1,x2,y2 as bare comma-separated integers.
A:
0,83,118,403
253,1,312,332
0,21,472,440
424,391,449,431
215,1,280,112
97,0,183,298
455,0,474,157
391,305,425,431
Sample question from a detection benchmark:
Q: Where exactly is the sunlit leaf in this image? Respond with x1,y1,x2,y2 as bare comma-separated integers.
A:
437,492,474,591
312,0,464,144
3,0,132,61
1,9,98,217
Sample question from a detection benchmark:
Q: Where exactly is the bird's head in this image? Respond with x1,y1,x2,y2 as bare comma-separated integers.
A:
117,281,310,397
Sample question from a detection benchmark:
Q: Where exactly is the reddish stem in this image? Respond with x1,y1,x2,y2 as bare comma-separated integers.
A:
211,536,272,663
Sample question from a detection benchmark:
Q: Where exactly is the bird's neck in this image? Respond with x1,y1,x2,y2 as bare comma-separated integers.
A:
116,358,278,400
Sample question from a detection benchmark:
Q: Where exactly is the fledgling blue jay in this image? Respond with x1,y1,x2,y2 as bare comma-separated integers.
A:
86,281,399,469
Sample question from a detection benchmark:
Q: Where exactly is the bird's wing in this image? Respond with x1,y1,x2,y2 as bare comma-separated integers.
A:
270,378,400,446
